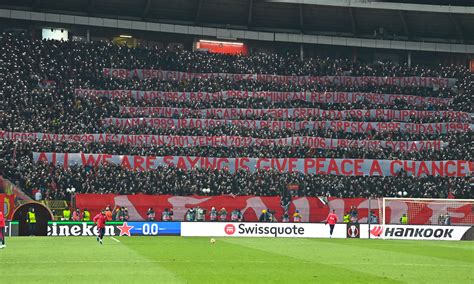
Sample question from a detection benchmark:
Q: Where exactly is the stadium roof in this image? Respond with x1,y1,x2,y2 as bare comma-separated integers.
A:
1,0,473,45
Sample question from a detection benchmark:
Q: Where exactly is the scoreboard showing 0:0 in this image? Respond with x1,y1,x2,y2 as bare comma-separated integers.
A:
126,222,181,236
142,223,159,235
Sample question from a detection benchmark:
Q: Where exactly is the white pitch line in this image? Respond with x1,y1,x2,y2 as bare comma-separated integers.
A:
110,237,120,243
0,260,471,267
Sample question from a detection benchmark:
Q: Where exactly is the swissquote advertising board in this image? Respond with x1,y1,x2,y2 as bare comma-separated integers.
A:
181,222,347,238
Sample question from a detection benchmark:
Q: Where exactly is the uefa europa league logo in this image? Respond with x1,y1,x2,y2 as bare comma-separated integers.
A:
350,225,356,237
348,225,359,238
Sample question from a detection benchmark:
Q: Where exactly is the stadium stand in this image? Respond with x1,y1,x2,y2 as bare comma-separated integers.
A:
0,34,472,201
0,2,473,282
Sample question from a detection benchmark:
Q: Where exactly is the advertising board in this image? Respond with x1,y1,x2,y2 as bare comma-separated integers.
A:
181,222,346,238
46,221,181,236
360,224,473,240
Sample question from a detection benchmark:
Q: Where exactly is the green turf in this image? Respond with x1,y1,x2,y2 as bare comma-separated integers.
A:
0,237,472,283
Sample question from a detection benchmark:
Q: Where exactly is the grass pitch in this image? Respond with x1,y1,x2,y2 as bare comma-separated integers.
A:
0,237,472,283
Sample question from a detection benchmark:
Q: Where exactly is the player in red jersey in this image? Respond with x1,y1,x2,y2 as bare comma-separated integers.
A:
325,210,339,238
0,211,5,248
93,210,107,244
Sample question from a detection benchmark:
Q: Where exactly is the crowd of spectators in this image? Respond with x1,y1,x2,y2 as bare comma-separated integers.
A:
2,158,471,200
0,33,472,200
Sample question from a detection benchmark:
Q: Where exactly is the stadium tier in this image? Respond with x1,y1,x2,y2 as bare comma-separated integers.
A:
0,1,473,283
1,35,472,204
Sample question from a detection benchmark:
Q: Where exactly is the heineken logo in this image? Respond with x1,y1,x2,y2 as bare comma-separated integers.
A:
47,223,117,236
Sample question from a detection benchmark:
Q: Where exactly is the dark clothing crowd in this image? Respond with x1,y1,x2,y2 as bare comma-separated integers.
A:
0,34,472,201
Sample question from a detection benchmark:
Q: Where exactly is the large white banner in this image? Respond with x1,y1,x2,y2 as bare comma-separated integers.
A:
118,106,471,122
102,68,457,88
33,152,473,177
360,224,473,241
76,88,454,106
0,131,447,152
102,118,474,134
181,222,346,238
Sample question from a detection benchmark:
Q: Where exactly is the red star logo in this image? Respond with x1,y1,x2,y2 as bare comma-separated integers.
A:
117,222,134,236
